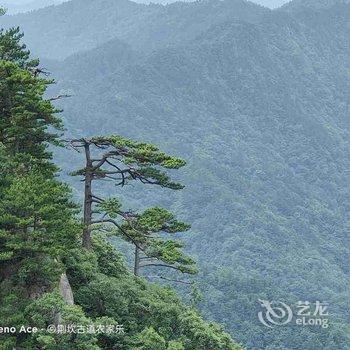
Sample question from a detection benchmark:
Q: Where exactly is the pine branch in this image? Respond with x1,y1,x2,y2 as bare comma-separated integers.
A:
48,94,72,101
146,275,194,285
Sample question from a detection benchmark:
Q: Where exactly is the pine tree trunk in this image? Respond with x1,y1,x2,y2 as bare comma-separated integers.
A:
134,245,140,276
82,143,93,249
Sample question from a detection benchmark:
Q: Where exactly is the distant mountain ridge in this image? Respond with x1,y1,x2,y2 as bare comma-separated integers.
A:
0,0,269,59
283,0,350,9
1,0,64,14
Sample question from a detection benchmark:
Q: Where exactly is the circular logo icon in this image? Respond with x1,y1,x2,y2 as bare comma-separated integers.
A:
258,299,293,328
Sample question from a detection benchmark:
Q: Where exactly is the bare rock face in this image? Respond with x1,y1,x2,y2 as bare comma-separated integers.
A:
59,273,74,305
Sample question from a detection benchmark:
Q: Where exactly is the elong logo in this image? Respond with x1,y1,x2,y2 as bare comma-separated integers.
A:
258,299,329,329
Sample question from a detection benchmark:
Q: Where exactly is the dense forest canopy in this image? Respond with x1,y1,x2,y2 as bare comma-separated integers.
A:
2,0,350,349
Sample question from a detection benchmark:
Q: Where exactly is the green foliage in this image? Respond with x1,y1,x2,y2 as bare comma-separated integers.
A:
0,170,79,260
70,135,186,190
0,60,61,168
25,292,100,349
137,167,185,190
65,236,240,350
179,310,241,350
133,327,167,350
0,25,98,349
189,283,203,308
101,135,186,169
89,234,127,277
97,198,122,219
120,207,197,274
0,27,37,68
167,340,185,350
0,25,60,172
135,207,190,233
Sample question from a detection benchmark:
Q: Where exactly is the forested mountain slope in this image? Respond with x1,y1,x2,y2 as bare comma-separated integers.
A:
2,0,350,349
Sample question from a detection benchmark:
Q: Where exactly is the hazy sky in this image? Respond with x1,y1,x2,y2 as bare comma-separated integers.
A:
252,0,290,8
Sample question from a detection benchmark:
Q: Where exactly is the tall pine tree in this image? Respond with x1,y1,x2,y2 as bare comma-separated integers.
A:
69,136,197,279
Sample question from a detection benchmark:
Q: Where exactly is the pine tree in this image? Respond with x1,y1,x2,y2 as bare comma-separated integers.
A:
0,60,62,168
119,207,197,276
0,19,98,349
0,16,74,277
69,136,196,279
0,26,37,68
0,21,62,172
